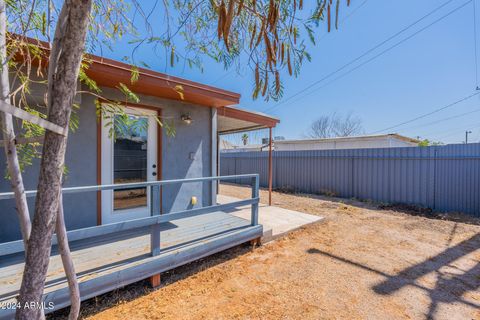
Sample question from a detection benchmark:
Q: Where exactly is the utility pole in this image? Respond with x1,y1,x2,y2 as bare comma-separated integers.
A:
465,130,472,144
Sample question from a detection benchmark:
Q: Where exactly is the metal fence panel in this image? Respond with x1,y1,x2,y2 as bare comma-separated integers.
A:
220,143,480,217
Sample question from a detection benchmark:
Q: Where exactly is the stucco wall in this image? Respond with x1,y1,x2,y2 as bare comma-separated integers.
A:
0,86,213,243
118,89,213,213
0,88,97,242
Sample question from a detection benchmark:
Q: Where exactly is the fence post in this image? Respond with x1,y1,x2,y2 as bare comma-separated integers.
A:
150,185,161,256
251,175,259,226
351,157,355,198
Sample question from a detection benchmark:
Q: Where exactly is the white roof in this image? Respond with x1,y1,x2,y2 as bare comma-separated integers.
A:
275,133,420,144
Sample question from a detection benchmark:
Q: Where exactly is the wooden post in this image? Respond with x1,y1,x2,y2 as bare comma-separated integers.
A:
250,237,261,247
268,127,273,206
150,274,161,288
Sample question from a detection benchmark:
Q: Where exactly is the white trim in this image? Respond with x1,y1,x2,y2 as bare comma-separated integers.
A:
101,105,158,224
211,108,217,205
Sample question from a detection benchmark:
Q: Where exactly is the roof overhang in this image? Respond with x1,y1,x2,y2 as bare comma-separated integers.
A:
217,106,280,135
86,56,240,107
13,37,240,108
12,37,280,129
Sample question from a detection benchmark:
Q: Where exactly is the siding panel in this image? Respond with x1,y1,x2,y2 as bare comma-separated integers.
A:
220,143,480,217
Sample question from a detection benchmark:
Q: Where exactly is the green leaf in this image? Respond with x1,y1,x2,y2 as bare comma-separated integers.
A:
130,66,139,84
117,83,140,103
305,24,315,45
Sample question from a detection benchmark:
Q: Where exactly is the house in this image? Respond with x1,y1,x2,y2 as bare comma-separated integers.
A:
274,134,420,151
0,41,282,317
219,138,237,150
219,140,267,152
220,135,282,153
0,48,279,243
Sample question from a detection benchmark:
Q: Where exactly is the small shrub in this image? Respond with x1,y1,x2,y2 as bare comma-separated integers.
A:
274,185,296,194
318,189,337,197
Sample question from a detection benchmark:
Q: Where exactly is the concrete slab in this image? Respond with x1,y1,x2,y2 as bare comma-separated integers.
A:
217,195,323,242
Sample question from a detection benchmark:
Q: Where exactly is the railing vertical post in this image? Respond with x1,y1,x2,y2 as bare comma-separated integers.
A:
251,175,259,226
150,185,161,256
268,126,273,206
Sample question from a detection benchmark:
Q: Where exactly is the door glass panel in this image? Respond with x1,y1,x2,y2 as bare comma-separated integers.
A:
113,114,148,211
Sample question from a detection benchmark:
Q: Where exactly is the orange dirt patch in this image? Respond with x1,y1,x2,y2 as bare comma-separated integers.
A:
54,184,480,320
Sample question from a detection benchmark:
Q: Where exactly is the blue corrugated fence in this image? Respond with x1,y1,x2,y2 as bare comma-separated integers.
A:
220,143,480,217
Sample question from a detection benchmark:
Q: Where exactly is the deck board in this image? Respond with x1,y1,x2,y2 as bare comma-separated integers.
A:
0,210,260,318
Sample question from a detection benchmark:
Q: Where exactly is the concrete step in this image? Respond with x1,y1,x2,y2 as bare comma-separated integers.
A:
217,195,323,243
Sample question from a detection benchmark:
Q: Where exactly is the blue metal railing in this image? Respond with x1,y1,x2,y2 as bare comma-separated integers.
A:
0,174,260,257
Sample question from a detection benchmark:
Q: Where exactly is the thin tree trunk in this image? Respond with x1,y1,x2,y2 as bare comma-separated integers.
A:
16,0,92,319
56,192,80,320
48,2,81,318
0,0,31,252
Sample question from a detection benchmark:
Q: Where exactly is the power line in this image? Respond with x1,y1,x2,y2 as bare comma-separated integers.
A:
263,0,462,113
395,107,480,132
265,0,459,112
370,91,480,134
417,118,479,138
268,1,473,114
212,70,235,84
434,122,480,140
341,0,369,23
214,0,370,86
317,0,369,42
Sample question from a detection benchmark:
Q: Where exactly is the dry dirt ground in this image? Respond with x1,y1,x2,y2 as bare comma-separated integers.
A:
54,184,480,320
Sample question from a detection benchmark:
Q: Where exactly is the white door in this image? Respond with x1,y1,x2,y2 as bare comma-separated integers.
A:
101,106,158,224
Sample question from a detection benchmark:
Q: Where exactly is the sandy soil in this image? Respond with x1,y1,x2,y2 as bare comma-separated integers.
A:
55,184,480,320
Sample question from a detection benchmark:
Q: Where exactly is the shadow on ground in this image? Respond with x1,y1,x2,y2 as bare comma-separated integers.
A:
307,230,480,319
48,243,255,319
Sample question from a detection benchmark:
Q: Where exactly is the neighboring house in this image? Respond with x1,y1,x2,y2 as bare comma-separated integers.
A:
219,139,236,150
220,136,282,153
275,134,420,151
0,49,279,243
219,140,266,152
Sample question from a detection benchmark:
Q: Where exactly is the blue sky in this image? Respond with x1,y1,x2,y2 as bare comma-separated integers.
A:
94,0,480,145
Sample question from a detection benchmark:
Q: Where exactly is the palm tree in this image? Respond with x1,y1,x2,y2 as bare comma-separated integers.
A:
241,133,248,146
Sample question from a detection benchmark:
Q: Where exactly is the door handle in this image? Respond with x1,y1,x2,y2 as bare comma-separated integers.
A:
152,172,157,176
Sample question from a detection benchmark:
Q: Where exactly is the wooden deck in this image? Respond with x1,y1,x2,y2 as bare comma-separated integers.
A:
0,210,262,319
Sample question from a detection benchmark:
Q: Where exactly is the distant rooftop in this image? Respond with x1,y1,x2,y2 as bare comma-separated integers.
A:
276,133,420,144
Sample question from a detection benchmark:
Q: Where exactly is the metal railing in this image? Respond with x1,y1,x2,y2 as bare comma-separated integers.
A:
0,174,260,257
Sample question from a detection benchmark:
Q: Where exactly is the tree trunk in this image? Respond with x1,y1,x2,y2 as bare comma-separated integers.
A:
16,1,92,319
56,193,80,320
0,0,32,252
